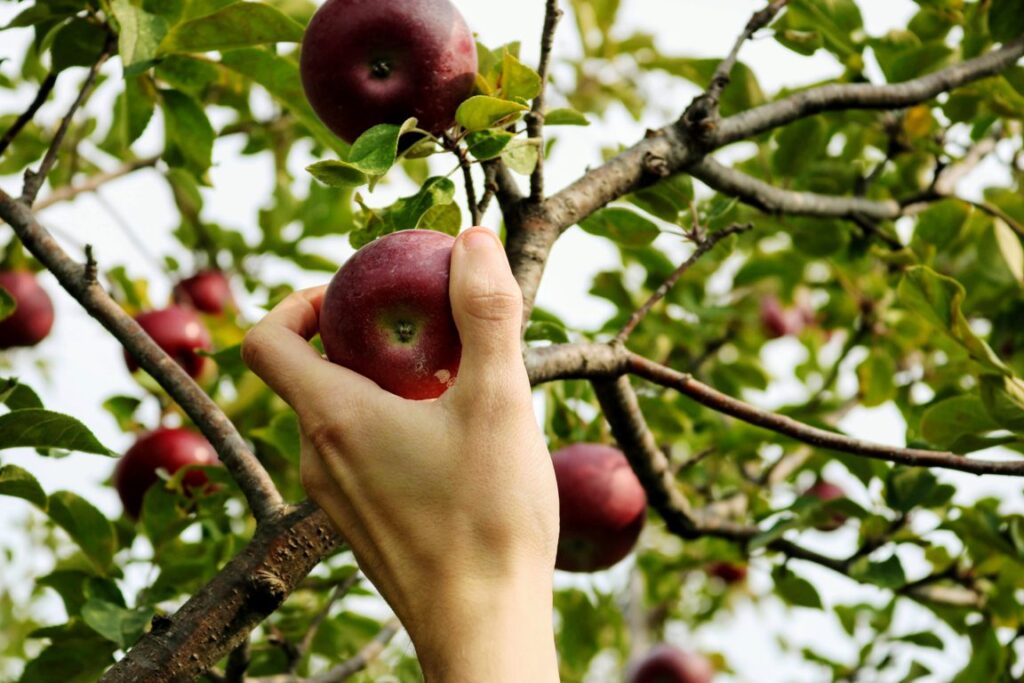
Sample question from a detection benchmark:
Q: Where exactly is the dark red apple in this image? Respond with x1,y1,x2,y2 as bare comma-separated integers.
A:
320,230,461,400
125,306,212,378
706,561,748,585
173,270,234,315
114,427,219,518
0,270,54,349
552,443,647,573
805,479,848,531
300,0,478,143
627,645,714,683
759,295,806,339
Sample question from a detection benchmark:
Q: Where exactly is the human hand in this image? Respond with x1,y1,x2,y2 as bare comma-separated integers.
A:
242,228,560,682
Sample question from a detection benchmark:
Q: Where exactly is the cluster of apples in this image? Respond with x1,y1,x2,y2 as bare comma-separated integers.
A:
115,270,234,518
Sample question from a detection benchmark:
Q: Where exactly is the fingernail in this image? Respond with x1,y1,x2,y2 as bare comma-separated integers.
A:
461,228,500,252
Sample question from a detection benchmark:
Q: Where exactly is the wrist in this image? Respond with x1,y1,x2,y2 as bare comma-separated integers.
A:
407,569,559,683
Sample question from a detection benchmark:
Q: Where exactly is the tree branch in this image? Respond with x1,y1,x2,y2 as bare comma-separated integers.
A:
691,157,903,221
0,189,285,521
527,0,564,202
22,38,114,205
251,619,401,683
102,503,342,683
291,573,361,674
616,222,750,342
524,342,1024,477
681,0,789,135
31,156,159,212
0,73,57,157
713,37,1024,146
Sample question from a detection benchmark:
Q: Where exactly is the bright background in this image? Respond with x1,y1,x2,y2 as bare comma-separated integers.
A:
1,1,1021,680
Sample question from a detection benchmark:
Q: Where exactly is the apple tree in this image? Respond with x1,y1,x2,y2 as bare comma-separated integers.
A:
1,0,1024,681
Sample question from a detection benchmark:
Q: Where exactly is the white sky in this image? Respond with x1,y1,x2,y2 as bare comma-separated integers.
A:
1,1,1022,681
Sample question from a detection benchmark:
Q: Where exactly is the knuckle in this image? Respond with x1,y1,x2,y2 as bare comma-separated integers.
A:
303,418,350,457
462,286,522,323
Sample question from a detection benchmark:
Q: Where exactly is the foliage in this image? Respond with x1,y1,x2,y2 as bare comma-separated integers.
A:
1,0,1023,681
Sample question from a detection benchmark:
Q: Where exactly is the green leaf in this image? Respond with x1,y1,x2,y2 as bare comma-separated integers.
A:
993,219,1024,285
920,394,1000,449
0,377,43,410
885,468,943,513
81,598,154,649
501,140,539,175
856,348,897,407
110,0,168,72
896,631,945,649
51,18,108,73
465,130,515,160
102,395,143,432
347,121,411,176
0,464,47,509
849,554,906,588
501,50,542,102
160,89,214,174
416,202,462,234
628,174,693,223
990,0,1024,44
544,108,589,126
252,412,300,463
579,207,660,246
774,117,828,177
912,199,970,250
220,48,347,156
306,160,368,188
0,409,112,455
17,631,116,683
456,96,528,132
897,266,1010,375
0,284,14,321
772,567,823,608
979,375,1024,433
161,2,304,54
47,491,117,573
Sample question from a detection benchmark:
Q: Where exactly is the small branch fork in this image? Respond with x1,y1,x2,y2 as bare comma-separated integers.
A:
527,0,564,203
616,221,751,342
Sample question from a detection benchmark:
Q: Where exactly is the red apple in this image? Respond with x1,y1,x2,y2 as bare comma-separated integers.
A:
173,270,234,315
126,306,212,379
759,294,806,339
114,427,219,518
706,561,748,585
0,270,54,349
805,479,848,531
300,0,478,143
627,645,714,683
552,443,647,572
320,230,461,400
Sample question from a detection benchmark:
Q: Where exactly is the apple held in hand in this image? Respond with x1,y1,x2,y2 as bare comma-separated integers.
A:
125,306,213,379
300,0,478,143
0,270,54,349
552,443,647,572
320,230,461,400
173,270,234,316
627,645,714,683
114,427,219,518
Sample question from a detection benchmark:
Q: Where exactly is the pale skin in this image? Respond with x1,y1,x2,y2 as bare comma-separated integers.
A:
242,227,561,682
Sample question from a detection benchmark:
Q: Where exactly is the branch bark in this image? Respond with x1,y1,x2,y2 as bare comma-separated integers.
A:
31,156,159,212
527,0,564,202
0,73,57,157
0,189,285,521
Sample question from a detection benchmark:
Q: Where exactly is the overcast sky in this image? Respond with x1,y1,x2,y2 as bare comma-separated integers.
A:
2,1,1022,681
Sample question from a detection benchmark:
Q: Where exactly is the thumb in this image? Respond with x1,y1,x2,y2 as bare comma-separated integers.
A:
448,227,525,395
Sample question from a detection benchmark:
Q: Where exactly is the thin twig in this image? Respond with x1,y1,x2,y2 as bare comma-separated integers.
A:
616,223,750,342
0,73,57,157
33,156,159,211
527,0,563,202
224,638,250,683
22,37,114,205
445,134,481,224
291,573,362,673
681,0,789,132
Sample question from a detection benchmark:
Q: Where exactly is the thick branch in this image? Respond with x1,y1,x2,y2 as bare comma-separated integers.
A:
527,0,563,202
0,189,285,521
691,157,902,221
0,73,57,157
714,37,1024,146
32,156,159,211
102,503,342,683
